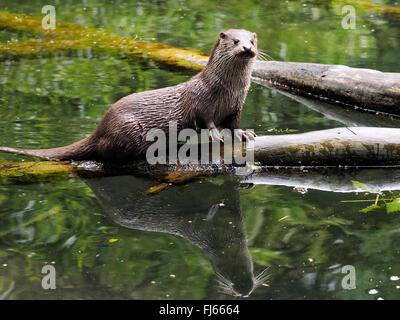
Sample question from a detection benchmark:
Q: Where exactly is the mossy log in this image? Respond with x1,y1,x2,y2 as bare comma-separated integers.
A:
0,159,73,183
1,12,400,116
1,127,400,184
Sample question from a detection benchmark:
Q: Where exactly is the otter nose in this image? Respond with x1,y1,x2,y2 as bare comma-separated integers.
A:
243,46,252,52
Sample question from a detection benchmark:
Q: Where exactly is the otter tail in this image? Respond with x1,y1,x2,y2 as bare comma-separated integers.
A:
0,136,94,161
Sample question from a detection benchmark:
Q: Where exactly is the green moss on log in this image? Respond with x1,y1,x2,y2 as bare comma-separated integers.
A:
0,159,73,183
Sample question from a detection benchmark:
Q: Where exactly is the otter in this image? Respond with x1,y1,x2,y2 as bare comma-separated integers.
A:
81,174,269,297
0,29,257,161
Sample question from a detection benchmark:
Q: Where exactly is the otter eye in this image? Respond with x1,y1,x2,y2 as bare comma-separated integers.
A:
233,39,240,45
250,40,254,45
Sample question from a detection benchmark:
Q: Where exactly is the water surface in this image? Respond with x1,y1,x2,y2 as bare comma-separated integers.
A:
1,0,400,300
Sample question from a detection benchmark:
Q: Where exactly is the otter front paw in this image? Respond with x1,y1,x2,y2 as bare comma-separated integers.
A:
234,129,257,142
209,128,224,142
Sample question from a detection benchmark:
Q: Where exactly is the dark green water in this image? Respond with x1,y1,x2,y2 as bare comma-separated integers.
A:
1,0,400,299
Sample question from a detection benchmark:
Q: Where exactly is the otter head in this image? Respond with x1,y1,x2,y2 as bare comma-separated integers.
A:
210,29,258,63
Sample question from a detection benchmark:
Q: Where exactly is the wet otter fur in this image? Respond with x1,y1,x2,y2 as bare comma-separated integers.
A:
0,29,257,161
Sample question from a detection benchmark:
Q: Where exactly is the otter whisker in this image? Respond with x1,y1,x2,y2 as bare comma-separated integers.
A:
254,266,270,280
215,271,233,287
256,54,269,62
216,280,233,290
257,49,274,62
214,269,225,279
254,267,271,286
256,53,270,62
215,269,242,297
258,49,273,57
216,279,240,297
216,280,232,290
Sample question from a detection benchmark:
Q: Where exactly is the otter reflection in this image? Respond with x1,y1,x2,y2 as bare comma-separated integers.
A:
81,174,269,297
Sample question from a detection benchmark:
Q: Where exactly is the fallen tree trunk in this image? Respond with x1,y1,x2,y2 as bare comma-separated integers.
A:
1,12,400,117
252,61,400,117
1,127,400,183
253,127,400,167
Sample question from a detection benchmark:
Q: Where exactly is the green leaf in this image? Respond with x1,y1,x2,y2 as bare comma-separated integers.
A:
359,204,384,213
386,199,400,214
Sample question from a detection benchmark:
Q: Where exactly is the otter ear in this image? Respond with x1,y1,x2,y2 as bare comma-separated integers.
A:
220,32,227,39
253,33,257,39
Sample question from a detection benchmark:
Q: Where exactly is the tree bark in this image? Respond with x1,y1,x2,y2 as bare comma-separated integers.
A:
252,61,400,117
1,127,400,184
253,127,400,167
